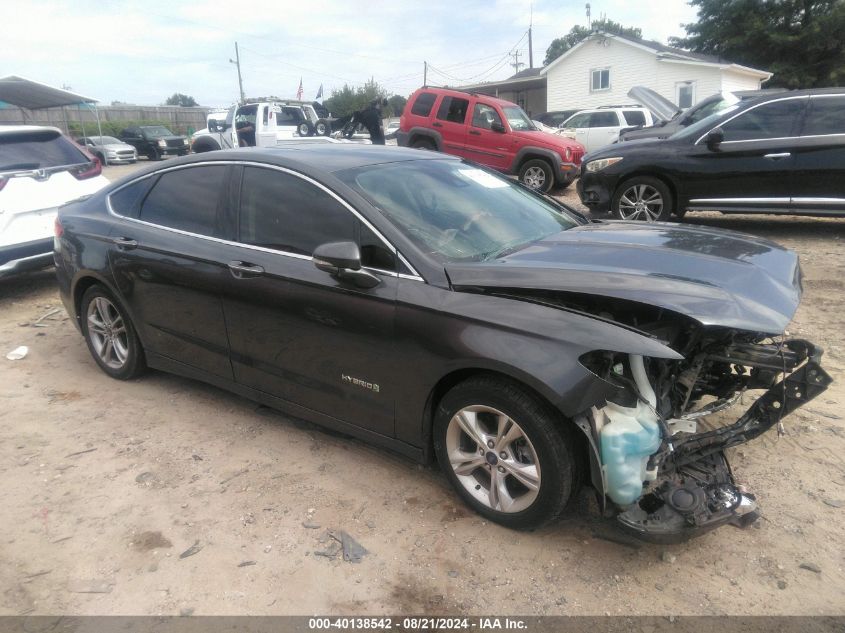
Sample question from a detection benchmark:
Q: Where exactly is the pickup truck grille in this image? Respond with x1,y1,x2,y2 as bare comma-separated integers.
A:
165,139,184,148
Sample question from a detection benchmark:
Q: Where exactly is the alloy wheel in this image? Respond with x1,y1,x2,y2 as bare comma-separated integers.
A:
522,166,546,189
86,296,129,369
445,405,541,513
617,184,664,221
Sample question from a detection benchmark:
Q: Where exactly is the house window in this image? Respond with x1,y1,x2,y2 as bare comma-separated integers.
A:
676,82,696,109
590,68,610,92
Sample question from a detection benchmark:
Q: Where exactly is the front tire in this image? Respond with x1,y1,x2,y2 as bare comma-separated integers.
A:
80,286,146,380
411,137,436,151
433,376,576,530
297,122,314,137
612,176,673,221
518,159,555,193
315,119,329,136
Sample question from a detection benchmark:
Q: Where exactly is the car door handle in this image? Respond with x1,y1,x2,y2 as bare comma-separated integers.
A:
468,130,481,136
764,152,791,160
228,260,264,279
432,122,443,128
112,236,138,250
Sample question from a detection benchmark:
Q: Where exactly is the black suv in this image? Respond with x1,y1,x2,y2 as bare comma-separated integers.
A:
578,88,845,221
119,125,189,160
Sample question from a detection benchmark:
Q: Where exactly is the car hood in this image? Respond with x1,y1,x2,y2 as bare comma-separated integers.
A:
627,86,680,122
512,129,583,150
101,143,135,151
445,221,802,334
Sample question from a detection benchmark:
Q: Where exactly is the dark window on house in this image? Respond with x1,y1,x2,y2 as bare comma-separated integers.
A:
623,110,646,126
721,99,804,141
590,68,610,91
139,166,225,236
436,96,470,124
803,96,845,136
238,167,355,256
410,92,437,117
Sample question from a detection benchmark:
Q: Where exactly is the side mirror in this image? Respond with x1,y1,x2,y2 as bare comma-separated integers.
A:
705,127,724,150
313,241,380,289
490,122,506,133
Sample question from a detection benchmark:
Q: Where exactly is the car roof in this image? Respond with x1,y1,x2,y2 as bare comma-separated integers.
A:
165,145,459,174
413,86,517,109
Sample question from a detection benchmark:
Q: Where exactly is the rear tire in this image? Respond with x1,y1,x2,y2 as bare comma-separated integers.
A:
433,376,576,530
518,159,555,193
80,285,146,380
297,122,314,137
411,137,436,151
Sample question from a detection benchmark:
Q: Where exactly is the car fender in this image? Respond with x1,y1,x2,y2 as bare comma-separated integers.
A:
510,146,562,174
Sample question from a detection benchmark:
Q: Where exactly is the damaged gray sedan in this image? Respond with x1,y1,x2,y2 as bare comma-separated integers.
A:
56,146,832,543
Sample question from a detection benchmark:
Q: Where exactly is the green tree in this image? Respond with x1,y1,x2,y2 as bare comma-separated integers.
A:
544,19,643,66
165,93,198,107
323,80,400,117
669,0,845,88
386,95,407,118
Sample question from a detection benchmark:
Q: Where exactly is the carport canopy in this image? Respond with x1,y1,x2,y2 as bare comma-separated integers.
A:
0,75,97,109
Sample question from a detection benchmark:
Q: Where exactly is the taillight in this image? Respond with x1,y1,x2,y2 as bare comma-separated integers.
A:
54,216,64,238
69,160,102,181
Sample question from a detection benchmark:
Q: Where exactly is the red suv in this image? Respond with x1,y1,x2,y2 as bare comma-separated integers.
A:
398,87,584,192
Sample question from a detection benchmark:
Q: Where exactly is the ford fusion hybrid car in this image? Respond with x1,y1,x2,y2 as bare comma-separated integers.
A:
54,145,831,542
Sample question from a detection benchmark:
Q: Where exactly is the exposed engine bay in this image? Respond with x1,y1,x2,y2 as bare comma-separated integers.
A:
490,289,833,542
581,325,832,542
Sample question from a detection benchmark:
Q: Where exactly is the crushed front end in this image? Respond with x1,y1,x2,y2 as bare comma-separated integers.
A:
580,331,832,544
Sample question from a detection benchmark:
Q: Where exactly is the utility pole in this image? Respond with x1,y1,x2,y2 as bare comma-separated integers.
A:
528,4,533,69
230,41,245,104
586,3,592,30
510,50,525,74
424,61,427,86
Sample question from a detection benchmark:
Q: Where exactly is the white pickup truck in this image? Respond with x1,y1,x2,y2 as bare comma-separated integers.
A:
191,102,333,153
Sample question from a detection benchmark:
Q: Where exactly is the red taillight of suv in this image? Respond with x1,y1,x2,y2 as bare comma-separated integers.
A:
69,159,102,181
54,216,64,238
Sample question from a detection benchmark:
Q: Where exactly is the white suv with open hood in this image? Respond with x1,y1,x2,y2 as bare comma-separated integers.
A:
0,126,109,278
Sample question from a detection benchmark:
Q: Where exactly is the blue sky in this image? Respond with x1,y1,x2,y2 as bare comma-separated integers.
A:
2,0,699,107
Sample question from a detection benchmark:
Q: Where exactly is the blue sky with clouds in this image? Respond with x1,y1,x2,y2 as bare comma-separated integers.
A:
2,0,699,107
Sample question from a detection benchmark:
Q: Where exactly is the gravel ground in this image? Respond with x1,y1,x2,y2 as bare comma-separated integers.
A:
0,160,843,616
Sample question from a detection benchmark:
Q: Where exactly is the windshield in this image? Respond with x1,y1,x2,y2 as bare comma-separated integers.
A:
670,104,741,141
141,126,174,138
683,94,740,125
337,159,579,263
1,130,87,171
90,136,121,145
502,106,535,131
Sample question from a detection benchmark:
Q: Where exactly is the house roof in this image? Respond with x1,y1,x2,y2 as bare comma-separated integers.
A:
541,32,771,80
461,67,545,91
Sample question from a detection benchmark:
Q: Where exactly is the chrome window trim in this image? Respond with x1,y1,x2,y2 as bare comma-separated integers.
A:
105,159,425,282
792,197,845,205
695,95,809,145
688,197,790,204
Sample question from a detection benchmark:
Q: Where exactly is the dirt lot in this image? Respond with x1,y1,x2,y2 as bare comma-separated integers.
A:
1,160,843,616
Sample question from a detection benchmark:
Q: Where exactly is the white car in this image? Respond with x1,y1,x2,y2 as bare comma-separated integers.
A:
557,106,659,154
1,126,109,278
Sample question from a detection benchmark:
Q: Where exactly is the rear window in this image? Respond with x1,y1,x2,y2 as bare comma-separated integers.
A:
0,129,88,171
410,92,437,117
623,110,646,126
139,165,226,237
436,96,470,124
803,96,845,136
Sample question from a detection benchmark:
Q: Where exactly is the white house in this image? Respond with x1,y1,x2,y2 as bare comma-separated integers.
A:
542,32,772,111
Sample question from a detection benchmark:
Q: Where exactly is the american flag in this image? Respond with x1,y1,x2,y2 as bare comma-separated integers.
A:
296,78,303,101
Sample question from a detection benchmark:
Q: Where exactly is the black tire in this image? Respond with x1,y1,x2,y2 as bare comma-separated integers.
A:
556,176,575,190
315,119,329,136
518,159,555,193
433,375,577,530
611,176,673,221
411,137,436,151
148,147,161,161
80,285,146,380
192,138,221,153
297,122,314,137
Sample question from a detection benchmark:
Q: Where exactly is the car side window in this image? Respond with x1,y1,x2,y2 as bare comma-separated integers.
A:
589,112,619,127
359,222,395,271
564,113,590,128
238,167,356,256
471,104,503,130
436,96,470,124
623,110,646,126
802,96,845,136
110,177,156,219
720,99,804,142
139,166,226,236
410,92,437,117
